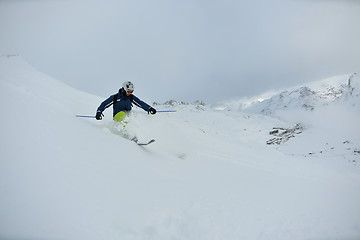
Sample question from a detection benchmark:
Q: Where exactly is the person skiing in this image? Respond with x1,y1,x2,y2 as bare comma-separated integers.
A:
96,81,156,121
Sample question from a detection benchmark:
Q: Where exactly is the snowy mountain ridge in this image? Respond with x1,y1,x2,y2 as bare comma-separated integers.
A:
216,72,360,115
1,55,360,240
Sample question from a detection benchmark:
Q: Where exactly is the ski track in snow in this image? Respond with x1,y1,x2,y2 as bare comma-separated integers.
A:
1,56,360,240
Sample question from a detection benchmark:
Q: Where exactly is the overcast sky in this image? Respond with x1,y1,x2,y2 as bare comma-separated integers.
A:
1,0,359,104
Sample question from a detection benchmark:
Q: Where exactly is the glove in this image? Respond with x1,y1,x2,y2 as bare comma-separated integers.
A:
148,107,156,115
96,112,103,120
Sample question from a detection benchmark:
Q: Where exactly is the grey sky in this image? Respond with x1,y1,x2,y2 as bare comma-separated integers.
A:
1,0,359,104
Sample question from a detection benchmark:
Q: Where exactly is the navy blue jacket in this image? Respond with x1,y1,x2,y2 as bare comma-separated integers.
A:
97,88,151,117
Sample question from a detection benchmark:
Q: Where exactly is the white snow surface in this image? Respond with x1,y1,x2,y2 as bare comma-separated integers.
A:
1,55,360,240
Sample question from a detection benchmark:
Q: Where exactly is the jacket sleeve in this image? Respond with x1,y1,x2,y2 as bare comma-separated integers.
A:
132,95,151,112
97,94,115,113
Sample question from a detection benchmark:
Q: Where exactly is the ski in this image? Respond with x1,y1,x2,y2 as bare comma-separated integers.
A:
131,137,155,146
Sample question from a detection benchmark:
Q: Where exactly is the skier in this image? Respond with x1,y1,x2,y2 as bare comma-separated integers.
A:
96,81,156,121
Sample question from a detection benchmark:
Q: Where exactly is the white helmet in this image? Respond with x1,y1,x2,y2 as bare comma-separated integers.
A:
123,81,134,92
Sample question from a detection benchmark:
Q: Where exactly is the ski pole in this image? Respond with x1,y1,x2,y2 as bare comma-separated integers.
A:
76,115,96,118
157,110,177,113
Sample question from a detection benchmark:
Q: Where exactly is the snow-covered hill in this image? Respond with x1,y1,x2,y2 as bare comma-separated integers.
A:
216,72,360,115
214,71,360,166
1,55,360,240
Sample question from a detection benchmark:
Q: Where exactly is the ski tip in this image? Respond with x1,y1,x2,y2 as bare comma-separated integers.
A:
137,139,155,146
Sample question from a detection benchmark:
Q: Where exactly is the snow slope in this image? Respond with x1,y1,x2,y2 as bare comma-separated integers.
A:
1,55,360,240
215,72,360,167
